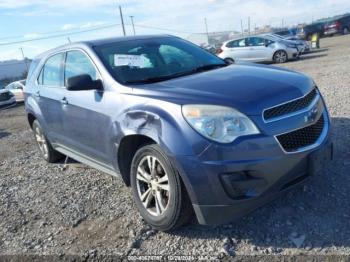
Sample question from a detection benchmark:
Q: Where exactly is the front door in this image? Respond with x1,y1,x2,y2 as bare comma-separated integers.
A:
246,37,269,61
60,50,112,165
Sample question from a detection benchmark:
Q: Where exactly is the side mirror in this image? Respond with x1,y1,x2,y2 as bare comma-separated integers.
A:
66,74,103,91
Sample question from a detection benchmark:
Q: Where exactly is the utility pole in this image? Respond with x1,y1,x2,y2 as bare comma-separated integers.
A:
204,18,209,45
130,16,136,35
19,47,29,71
67,37,72,43
282,18,284,28
241,19,244,36
248,17,251,35
119,5,126,36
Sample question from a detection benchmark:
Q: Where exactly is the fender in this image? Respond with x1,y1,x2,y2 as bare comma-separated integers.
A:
25,95,48,131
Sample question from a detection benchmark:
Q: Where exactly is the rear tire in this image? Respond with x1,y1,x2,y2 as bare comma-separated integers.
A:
273,50,288,63
32,120,64,163
130,144,193,231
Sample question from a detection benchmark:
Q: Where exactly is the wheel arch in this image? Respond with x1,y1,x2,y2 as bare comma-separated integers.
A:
273,49,288,62
117,134,157,186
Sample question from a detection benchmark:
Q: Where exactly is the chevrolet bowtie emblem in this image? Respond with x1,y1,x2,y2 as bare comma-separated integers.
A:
305,106,318,123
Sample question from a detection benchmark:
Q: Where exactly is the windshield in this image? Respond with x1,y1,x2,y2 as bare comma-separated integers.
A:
94,37,226,84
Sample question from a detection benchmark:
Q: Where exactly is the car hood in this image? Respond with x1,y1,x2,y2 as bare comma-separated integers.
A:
131,63,314,116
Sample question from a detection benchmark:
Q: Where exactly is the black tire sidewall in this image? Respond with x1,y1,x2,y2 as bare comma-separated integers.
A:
130,145,181,230
32,120,63,163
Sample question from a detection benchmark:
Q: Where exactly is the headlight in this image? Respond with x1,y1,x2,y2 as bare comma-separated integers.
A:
182,105,259,143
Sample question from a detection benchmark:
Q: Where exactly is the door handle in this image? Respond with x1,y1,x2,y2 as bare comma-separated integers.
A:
61,97,68,105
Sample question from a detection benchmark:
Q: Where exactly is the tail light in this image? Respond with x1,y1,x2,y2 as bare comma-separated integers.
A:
335,21,341,29
216,48,223,54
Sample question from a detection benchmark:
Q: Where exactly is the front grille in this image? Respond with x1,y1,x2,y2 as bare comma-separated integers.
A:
0,92,10,102
276,114,325,152
264,89,317,121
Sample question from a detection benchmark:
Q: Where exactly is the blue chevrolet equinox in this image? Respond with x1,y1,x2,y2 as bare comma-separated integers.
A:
24,35,332,231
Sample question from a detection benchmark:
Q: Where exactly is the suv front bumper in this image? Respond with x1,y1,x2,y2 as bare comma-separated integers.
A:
172,114,332,225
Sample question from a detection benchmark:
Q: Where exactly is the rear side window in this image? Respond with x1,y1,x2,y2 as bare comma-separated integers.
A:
27,59,39,81
247,37,265,46
64,50,99,86
226,39,246,48
39,53,64,87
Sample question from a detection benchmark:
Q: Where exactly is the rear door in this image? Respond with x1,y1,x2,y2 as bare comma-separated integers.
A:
225,38,251,61
35,52,66,144
245,37,270,61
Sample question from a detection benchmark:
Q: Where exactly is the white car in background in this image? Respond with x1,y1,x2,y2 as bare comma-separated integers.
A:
217,35,299,64
5,80,25,102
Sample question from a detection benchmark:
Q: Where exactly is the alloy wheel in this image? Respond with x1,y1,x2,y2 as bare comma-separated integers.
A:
274,51,287,63
136,155,170,216
34,126,49,159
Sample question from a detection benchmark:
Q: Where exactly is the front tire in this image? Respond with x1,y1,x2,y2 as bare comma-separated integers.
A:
32,120,64,163
130,144,193,231
273,50,288,63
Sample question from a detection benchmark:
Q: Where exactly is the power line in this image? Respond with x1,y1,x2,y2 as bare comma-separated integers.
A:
0,23,120,46
0,23,118,42
0,22,202,48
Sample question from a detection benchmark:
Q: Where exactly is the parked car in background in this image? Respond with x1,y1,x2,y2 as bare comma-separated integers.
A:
0,88,16,109
274,28,297,37
266,33,310,53
218,35,299,63
5,80,25,102
24,35,332,231
324,15,350,36
297,22,325,40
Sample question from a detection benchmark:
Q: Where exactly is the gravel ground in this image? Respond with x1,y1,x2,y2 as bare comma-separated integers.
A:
1,35,350,261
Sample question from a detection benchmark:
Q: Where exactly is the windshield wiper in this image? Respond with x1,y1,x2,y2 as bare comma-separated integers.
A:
124,63,227,84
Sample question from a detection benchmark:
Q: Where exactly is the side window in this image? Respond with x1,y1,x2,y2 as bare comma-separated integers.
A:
64,50,98,86
27,59,39,81
42,53,64,86
14,83,22,89
5,83,13,90
226,39,246,48
247,37,265,46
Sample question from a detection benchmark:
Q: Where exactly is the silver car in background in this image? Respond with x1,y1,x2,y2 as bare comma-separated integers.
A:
217,35,299,63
